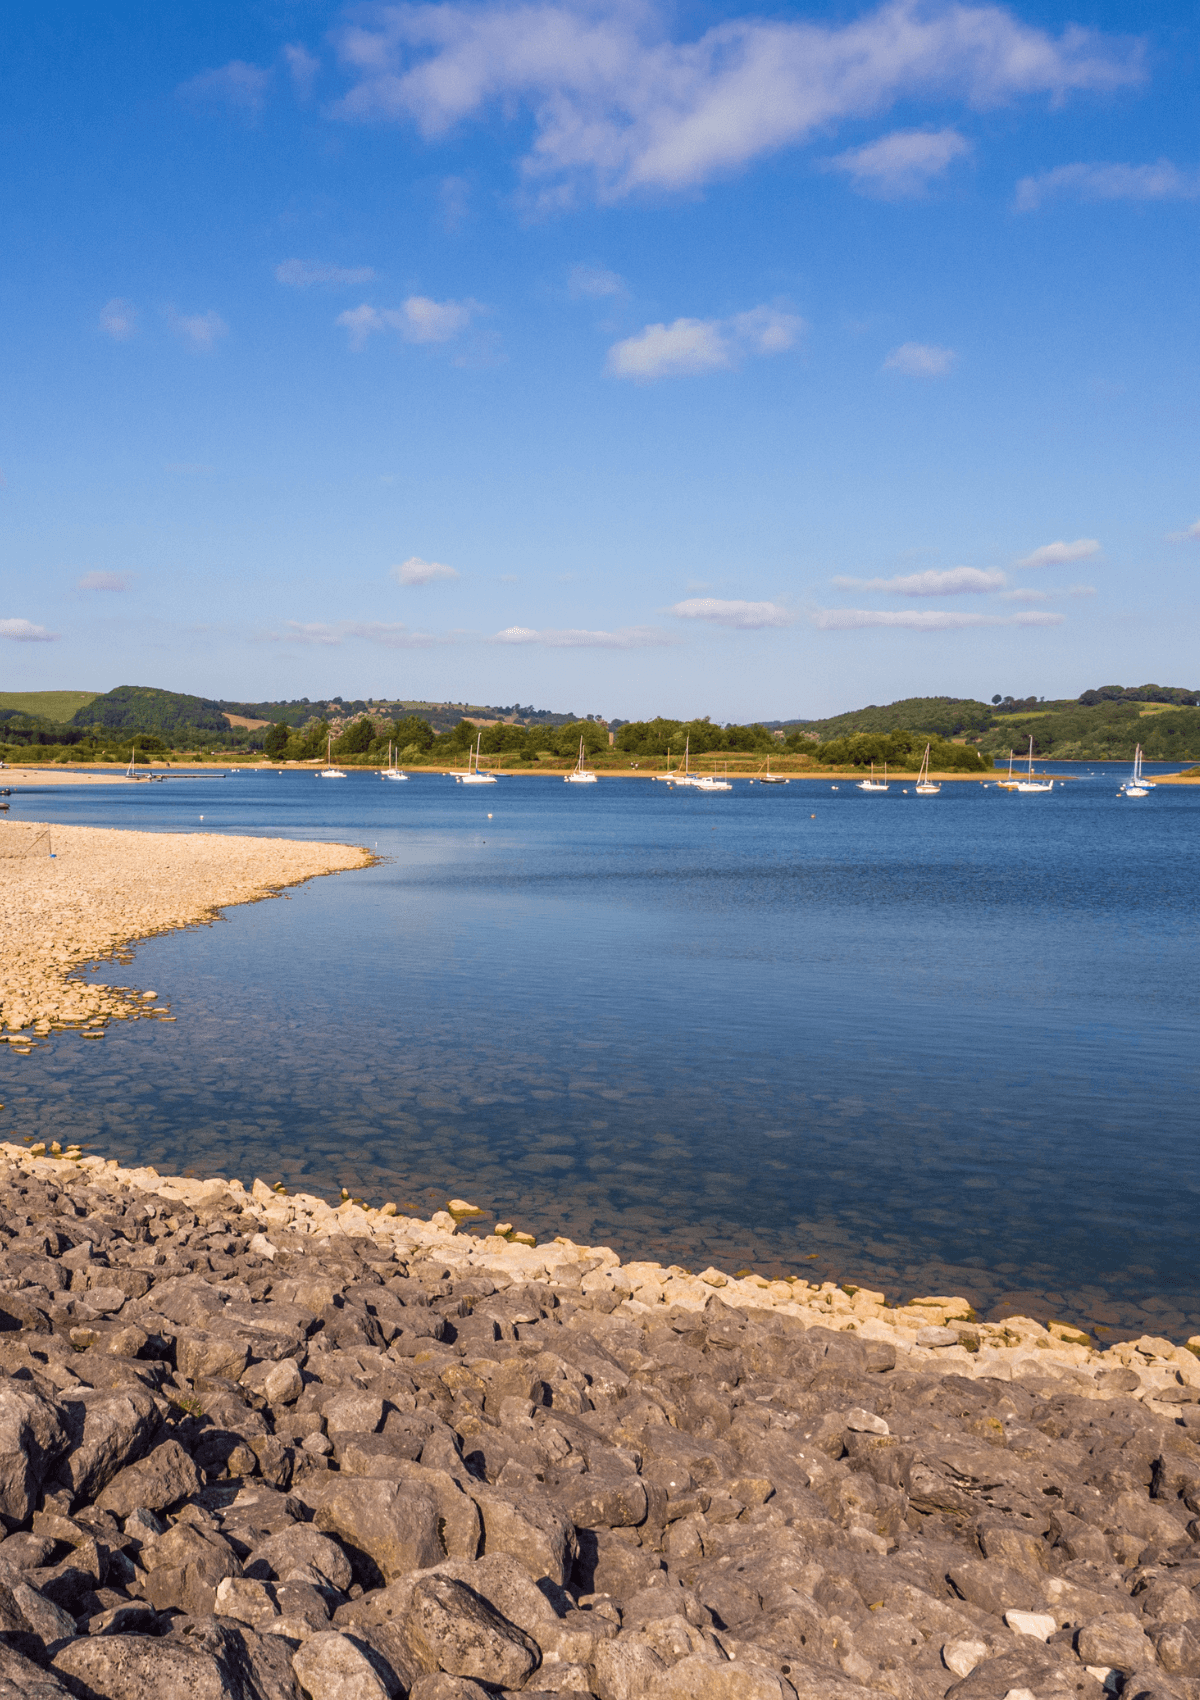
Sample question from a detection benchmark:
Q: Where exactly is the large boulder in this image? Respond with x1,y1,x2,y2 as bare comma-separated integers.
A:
403,1574,540,1688
0,1381,69,1525
245,1525,353,1593
291,1630,402,1700
312,1479,442,1587
0,1644,73,1700
95,1438,201,1518
55,1386,159,1505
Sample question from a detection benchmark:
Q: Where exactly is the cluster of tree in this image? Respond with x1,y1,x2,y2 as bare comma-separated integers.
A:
1077,683,1199,707
615,718,779,756
807,731,989,771
796,697,994,741
71,686,230,738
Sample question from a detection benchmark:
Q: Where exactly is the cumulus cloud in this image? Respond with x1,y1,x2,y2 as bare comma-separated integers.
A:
78,572,133,592
492,625,670,647
1166,519,1200,543
883,341,956,376
329,0,1139,202
833,567,1004,595
670,598,794,629
336,296,478,349
167,309,228,351
283,44,320,99
812,608,1063,630
828,126,971,198
391,556,459,586
178,60,271,113
608,306,803,380
570,264,627,299
1015,159,1200,212
1016,537,1099,567
276,259,377,287
99,299,138,340
1,618,58,642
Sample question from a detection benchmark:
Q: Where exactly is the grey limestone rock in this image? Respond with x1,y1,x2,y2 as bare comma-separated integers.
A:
403,1572,541,1687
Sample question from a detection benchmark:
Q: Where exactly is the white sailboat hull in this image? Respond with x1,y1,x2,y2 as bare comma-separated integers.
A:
564,771,598,783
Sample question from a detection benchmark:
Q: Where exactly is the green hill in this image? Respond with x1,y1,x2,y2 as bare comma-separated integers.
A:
0,690,99,720
980,699,1200,762
800,696,994,740
71,685,229,738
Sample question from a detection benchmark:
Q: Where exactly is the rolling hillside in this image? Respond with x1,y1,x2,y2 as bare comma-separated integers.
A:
0,690,99,720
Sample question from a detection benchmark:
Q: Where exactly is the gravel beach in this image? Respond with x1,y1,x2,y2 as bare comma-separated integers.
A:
0,822,371,1039
0,1144,1194,1700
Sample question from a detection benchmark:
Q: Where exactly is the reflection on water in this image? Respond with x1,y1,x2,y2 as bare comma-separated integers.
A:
2,766,1198,1340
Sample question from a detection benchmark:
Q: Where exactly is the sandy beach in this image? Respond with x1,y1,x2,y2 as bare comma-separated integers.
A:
0,821,371,1039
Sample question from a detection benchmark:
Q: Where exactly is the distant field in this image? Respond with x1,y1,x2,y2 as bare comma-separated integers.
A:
0,690,98,720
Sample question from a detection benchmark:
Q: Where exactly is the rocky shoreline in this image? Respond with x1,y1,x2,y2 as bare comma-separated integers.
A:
0,1143,1195,1700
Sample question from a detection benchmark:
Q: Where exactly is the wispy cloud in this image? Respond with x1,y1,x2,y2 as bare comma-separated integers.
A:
330,0,1140,202
1,618,58,642
178,60,271,114
269,621,442,648
883,341,956,377
391,556,459,586
833,567,1003,596
670,598,794,629
283,44,320,100
1000,583,1096,601
167,309,228,352
78,572,133,592
492,625,670,648
812,608,1063,630
276,259,376,287
1015,159,1200,212
828,127,971,199
336,297,479,350
99,299,138,341
1166,519,1200,543
1017,537,1099,567
570,264,627,299
608,306,803,380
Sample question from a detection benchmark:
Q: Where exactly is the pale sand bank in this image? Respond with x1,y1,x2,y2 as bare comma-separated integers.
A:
0,821,371,1037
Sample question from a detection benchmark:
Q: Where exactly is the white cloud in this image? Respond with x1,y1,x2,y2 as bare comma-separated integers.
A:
276,259,377,287
167,309,228,351
833,566,1004,595
1015,159,1200,212
391,556,460,586
492,625,670,648
828,126,971,198
883,341,956,376
272,621,441,648
99,298,138,340
330,0,1140,202
570,264,627,299
670,598,794,629
1016,537,1099,567
1166,519,1200,543
283,44,320,99
178,61,271,113
812,607,1063,630
1001,583,1096,601
78,572,133,592
608,306,803,380
336,297,478,350
1,618,58,642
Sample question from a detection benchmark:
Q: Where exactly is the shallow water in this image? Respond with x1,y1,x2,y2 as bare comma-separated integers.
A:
2,764,1198,1340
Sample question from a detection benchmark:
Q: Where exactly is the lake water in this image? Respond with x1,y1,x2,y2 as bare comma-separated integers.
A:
3,765,1198,1342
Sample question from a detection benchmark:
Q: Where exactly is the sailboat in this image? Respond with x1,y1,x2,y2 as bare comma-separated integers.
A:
1121,744,1149,797
915,744,940,795
318,735,347,779
125,745,141,780
857,761,888,792
670,737,703,789
455,733,497,784
653,746,679,782
1013,737,1053,793
996,750,1020,790
564,737,598,784
380,742,408,781
756,755,788,785
691,759,732,792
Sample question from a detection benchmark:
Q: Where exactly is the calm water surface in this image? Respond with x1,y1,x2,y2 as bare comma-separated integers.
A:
2,766,1197,1340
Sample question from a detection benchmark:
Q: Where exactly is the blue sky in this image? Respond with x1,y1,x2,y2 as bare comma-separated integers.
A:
1,0,1197,719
